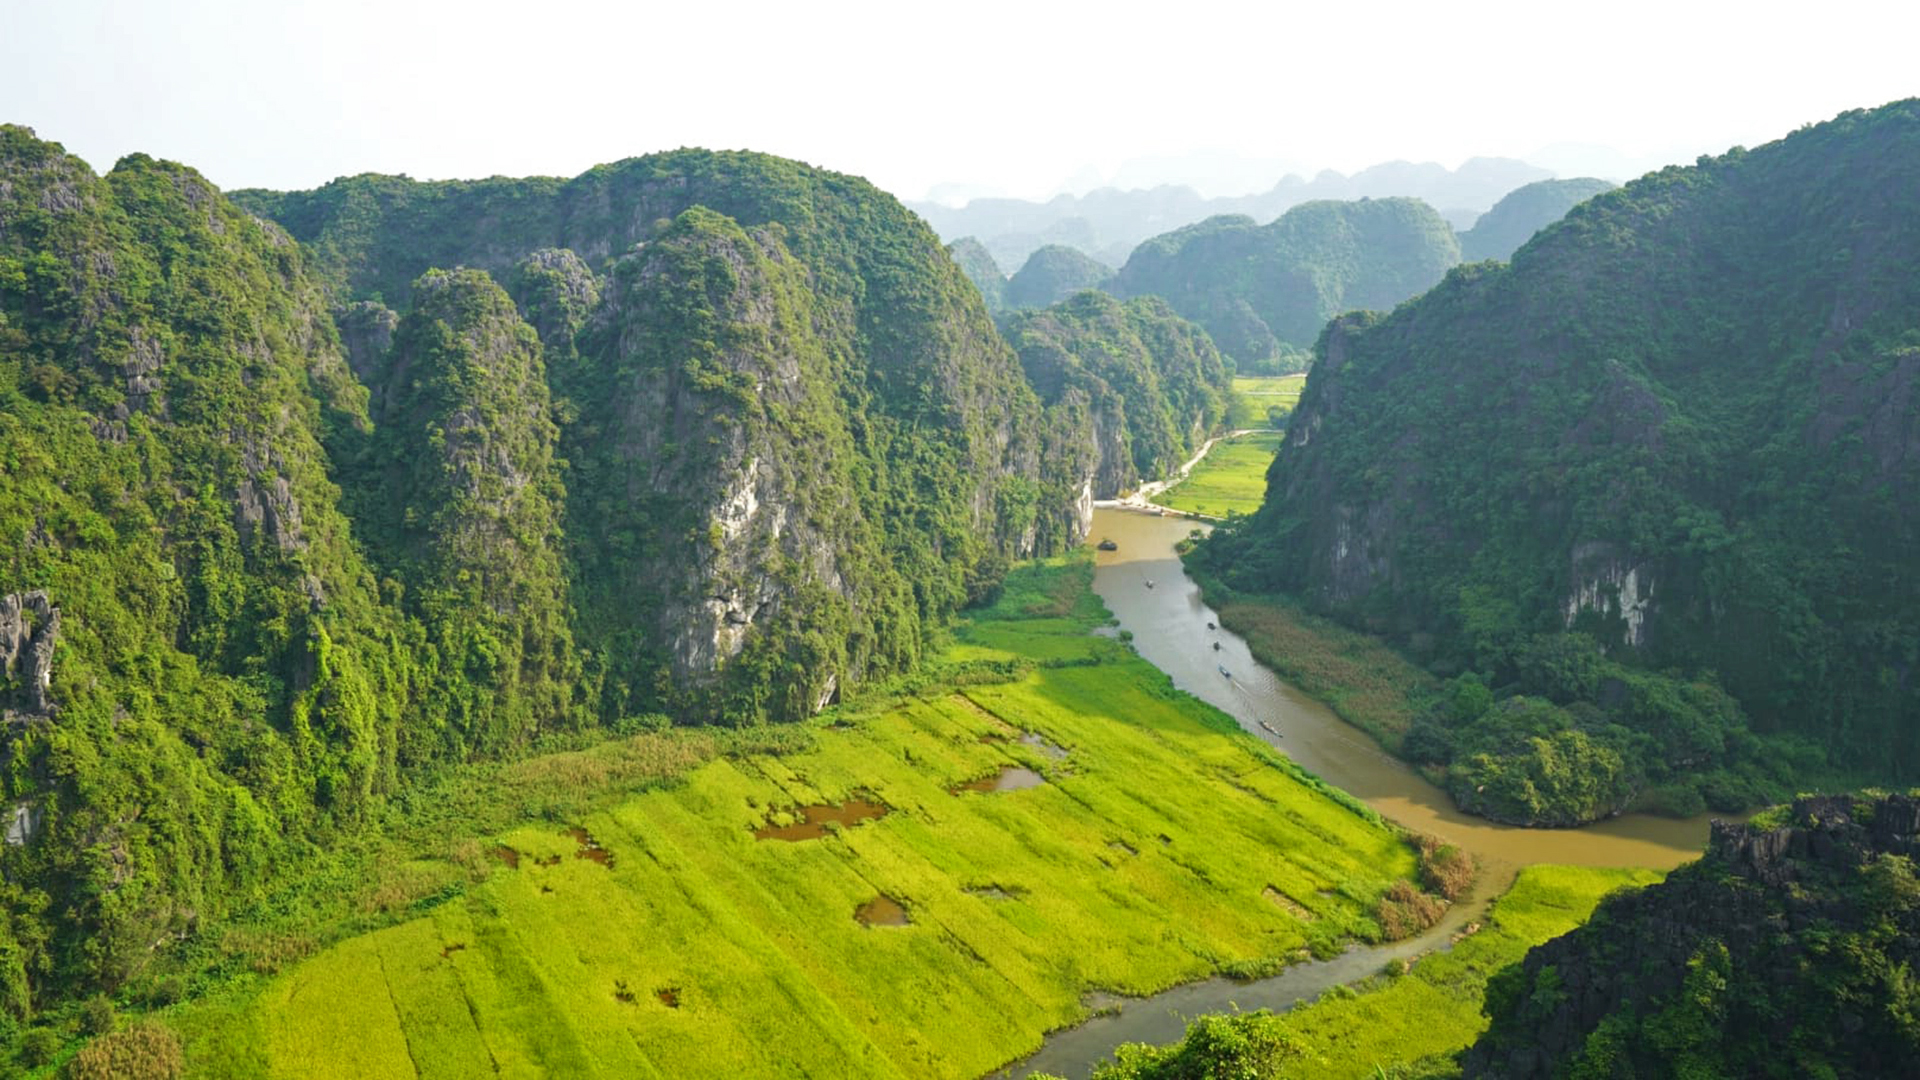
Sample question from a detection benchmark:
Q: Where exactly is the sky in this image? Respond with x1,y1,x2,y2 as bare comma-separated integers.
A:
5,0,1918,204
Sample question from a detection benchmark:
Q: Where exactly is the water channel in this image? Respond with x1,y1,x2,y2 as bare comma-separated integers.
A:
993,507,1722,1078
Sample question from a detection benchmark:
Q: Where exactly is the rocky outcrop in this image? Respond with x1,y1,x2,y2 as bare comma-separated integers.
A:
1465,794,1920,1078
0,591,59,718
1003,291,1232,500
333,300,398,400
509,248,599,361
572,210,860,708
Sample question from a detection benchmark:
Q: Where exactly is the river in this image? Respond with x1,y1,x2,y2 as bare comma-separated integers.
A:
992,507,1720,1078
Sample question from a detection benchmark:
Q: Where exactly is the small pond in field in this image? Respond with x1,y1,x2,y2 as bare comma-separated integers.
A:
752,798,891,841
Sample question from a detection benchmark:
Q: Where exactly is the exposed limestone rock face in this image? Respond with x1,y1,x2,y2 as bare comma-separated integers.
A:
572,211,861,713
0,591,59,717
509,248,599,359
1563,541,1654,647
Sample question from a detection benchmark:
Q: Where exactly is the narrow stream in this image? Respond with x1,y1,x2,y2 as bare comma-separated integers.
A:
992,507,1720,1079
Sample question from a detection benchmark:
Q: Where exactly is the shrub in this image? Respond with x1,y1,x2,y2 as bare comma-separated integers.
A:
67,1021,183,1080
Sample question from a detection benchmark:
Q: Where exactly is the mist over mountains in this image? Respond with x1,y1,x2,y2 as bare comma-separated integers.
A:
911,156,1553,271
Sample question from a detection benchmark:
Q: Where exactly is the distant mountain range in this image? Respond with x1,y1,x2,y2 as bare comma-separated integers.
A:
912,157,1554,271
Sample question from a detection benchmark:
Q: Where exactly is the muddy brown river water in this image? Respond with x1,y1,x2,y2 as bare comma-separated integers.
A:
990,507,1723,1078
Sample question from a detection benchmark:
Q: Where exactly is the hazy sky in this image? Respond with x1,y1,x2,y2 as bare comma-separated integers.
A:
6,0,1917,203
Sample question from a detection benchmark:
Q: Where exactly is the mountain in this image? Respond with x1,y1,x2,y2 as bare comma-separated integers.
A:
947,236,1005,313
0,129,1108,1017
1112,198,1461,371
1467,793,1920,1078
238,149,1102,724
1002,291,1231,497
1003,244,1115,310
0,124,415,1004
1205,101,1920,804
1458,177,1617,261
909,157,1550,271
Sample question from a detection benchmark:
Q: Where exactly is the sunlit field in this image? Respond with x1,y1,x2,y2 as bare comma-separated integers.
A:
174,557,1427,1078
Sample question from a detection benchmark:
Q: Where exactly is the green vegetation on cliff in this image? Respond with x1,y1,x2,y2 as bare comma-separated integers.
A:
1456,178,1615,262
1003,244,1116,311
240,147,1091,725
946,236,1005,313
1201,101,1920,816
0,124,417,1039
1112,199,1459,372
1467,794,1920,1078
1002,291,1231,498
0,128,1109,1049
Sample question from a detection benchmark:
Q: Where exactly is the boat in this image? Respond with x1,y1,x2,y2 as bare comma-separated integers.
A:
1218,665,1231,678
1205,621,1216,630
1097,538,1118,551
1211,641,1220,651
1145,580,1155,589
1259,721,1282,737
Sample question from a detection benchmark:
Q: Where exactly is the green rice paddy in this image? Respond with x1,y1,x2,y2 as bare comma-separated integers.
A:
1158,432,1283,518
1091,864,1665,1079
172,556,1426,1078
1227,374,1306,429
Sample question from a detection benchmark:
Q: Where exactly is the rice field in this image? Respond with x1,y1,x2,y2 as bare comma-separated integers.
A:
1227,374,1306,429
173,556,1425,1078
1157,432,1284,518
1090,864,1666,1078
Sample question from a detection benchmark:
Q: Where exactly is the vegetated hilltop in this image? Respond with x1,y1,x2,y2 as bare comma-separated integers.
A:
910,156,1550,272
1201,101,1920,821
1001,291,1231,497
1466,793,1920,1078
1003,244,1116,311
0,128,1109,1024
0,124,419,1020
237,149,1099,725
1111,198,1460,372
947,236,1005,313
1457,177,1616,262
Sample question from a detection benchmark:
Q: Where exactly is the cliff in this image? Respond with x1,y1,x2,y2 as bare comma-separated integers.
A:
1002,292,1231,498
1111,198,1460,370
1467,793,1920,1078
1210,100,1920,794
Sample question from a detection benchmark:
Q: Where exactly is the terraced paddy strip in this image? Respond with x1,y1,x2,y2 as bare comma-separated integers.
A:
1156,431,1285,518
175,557,1431,1079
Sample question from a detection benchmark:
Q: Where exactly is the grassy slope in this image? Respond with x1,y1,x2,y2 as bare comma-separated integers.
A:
170,555,1423,1078
1090,864,1665,1079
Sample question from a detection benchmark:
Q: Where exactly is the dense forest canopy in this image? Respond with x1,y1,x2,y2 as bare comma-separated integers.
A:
1457,177,1616,262
1200,100,1920,816
0,129,1125,1027
1111,198,1461,372
1001,291,1232,497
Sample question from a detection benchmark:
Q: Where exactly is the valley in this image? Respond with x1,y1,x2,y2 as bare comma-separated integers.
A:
166,555,1439,1078
3,69,1916,1079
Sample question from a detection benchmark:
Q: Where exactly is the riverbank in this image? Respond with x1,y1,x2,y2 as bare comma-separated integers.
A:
1068,862,1665,1079
989,509,1719,1078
